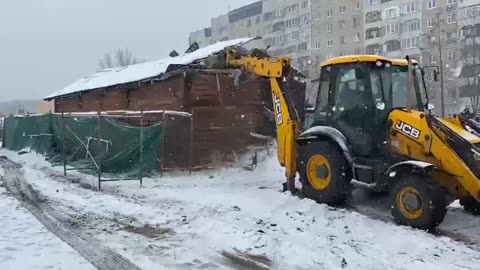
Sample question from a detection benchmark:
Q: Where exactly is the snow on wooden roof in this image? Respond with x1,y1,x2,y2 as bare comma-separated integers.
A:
45,38,255,100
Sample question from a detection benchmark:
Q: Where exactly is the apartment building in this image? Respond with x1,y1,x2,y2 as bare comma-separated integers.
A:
421,0,463,115
189,0,475,114
310,0,365,77
363,0,422,59
188,1,264,49
457,0,480,111
262,0,313,75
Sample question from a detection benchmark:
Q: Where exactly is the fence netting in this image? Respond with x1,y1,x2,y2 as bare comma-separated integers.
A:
3,113,162,177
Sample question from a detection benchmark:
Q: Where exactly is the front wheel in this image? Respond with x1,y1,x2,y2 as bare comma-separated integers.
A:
298,140,351,205
390,174,447,230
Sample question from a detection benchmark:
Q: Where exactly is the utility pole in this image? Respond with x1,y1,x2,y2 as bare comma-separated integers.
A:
437,13,446,117
426,13,446,117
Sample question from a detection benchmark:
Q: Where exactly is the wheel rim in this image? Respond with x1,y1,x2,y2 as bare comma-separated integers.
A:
307,154,331,190
396,186,424,219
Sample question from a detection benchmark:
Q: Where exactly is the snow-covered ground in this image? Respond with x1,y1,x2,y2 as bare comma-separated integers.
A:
0,169,95,270
1,149,480,270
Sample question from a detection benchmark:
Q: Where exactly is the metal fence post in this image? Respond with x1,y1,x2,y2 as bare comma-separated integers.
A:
97,109,102,190
139,109,144,187
160,111,166,178
189,114,193,175
61,98,67,176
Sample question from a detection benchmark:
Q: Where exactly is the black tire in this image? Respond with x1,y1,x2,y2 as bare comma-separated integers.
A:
460,197,480,216
390,174,447,230
298,140,351,205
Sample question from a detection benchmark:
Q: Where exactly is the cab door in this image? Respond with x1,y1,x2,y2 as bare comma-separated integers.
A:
330,64,377,157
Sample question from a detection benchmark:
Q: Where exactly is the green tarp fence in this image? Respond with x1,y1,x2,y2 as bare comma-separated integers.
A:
3,113,162,177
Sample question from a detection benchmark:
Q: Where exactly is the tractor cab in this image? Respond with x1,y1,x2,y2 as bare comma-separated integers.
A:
311,55,427,159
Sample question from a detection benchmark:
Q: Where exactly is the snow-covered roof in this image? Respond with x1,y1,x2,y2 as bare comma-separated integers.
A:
45,38,255,100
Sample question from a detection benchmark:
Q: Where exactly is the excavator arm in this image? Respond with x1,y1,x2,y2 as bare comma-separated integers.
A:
222,48,301,191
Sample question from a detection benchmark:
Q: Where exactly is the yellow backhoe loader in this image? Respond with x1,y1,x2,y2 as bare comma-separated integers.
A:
211,47,480,230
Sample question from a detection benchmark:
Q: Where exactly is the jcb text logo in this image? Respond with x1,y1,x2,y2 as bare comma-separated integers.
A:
274,94,283,125
395,121,421,139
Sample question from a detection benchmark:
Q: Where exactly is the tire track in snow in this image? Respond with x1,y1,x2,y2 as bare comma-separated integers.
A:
0,158,142,270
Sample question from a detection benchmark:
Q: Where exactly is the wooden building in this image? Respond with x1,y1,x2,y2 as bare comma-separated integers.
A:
44,38,306,169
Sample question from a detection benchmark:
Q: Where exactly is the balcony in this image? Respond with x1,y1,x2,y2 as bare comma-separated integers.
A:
366,44,382,55
384,40,401,52
365,27,381,40
366,11,382,24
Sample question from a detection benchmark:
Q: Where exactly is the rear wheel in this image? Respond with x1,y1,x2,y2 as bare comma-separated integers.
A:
460,197,480,215
390,174,447,230
298,140,351,205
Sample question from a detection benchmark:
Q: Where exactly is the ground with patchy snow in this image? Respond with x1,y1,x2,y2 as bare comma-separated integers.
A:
1,149,480,270
0,170,94,270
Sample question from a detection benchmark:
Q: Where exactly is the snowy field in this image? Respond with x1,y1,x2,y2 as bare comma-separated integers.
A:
1,149,480,270
0,172,94,270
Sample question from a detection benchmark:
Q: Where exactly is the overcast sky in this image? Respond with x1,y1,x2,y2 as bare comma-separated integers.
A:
0,0,257,101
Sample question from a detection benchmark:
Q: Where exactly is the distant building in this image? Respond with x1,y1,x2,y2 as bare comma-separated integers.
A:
458,0,480,111
189,0,473,114
311,0,365,78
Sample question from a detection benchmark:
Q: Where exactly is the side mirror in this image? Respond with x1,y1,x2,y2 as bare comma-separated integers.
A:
426,103,435,111
433,70,440,82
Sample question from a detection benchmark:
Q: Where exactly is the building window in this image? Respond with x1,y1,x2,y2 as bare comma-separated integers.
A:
298,42,308,51
327,9,333,17
313,0,320,6
448,50,456,60
386,23,399,34
340,6,346,14
429,54,436,63
315,41,321,49
355,1,360,9
313,12,320,20
447,31,457,41
301,0,309,9
365,11,381,23
402,19,421,32
385,40,401,52
327,40,333,47
353,33,360,42
340,36,345,44
447,13,457,24
355,49,361,54
447,0,456,4
402,36,420,49
286,46,296,54
327,24,333,32
427,0,436,9
385,7,399,19
275,9,283,18
427,18,434,28
404,2,417,13
353,17,359,27
368,0,377,5
366,28,381,39
291,31,300,40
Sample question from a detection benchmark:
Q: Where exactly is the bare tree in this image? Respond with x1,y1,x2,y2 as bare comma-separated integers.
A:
98,53,114,70
98,48,144,70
